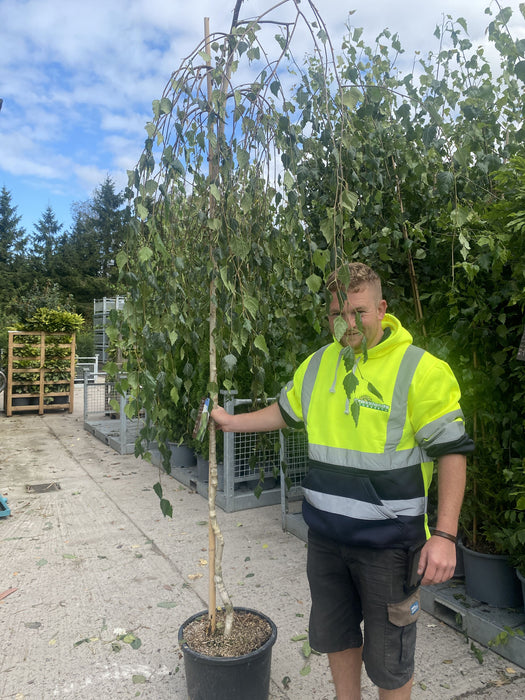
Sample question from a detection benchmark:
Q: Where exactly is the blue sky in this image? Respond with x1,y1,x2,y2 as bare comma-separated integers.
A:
1,0,522,237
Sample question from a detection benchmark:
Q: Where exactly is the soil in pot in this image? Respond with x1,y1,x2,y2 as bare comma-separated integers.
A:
179,607,277,700
183,608,272,657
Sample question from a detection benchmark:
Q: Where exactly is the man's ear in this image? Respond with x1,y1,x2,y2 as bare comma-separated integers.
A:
378,299,387,318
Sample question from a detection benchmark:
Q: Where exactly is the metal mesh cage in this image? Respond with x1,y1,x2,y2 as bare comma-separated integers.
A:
232,430,281,482
282,428,309,489
84,376,120,417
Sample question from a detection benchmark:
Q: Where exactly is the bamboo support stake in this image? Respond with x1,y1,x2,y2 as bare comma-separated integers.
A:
205,15,218,635
204,6,240,638
392,158,426,336
472,350,478,549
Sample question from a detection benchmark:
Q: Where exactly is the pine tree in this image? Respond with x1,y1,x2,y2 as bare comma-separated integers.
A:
0,186,26,265
53,177,128,318
32,205,63,270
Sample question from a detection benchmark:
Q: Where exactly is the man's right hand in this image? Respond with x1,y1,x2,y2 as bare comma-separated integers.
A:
211,406,236,432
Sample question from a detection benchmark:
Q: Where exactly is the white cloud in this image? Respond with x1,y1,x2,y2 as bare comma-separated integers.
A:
0,0,523,232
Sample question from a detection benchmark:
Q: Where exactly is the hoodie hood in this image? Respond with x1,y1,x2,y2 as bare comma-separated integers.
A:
332,313,413,357
330,314,413,413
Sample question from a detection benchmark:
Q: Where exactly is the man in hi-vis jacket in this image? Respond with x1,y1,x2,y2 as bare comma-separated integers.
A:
212,262,474,700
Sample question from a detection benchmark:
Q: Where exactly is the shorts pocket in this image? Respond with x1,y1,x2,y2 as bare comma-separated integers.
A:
387,589,421,627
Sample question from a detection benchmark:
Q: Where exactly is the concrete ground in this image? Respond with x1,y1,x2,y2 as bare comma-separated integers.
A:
1,386,525,700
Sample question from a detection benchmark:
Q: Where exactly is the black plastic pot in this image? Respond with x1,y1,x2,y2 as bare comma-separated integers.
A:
178,608,277,700
167,442,196,467
458,540,523,608
516,569,525,611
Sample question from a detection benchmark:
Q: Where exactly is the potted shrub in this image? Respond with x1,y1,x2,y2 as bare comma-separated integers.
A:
490,467,525,609
454,353,524,608
449,157,525,607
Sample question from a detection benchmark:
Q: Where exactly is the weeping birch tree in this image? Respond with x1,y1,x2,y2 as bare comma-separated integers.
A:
112,0,349,635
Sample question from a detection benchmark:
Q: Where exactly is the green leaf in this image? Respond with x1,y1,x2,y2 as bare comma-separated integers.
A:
343,373,359,398
312,248,330,273
291,634,308,641
333,316,348,342
350,400,360,427
342,346,356,372
153,482,163,499
341,189,358,211
237,148,250,170
254,335,269,355
367,382,383,401
341,87,362,110
116,250,128,271
136,203,148,221
302,640,312,658
74,638,90,647
223,354,238,372
270,80,281,96
436,171,454,195
306,274,322,293
160,97,172,114
470,641,484,664
160,498,173,518
210,183,221,202
230,235,250,257
451,207,469,227
360,337,368,363
157,601,178,608
300,664,311,676
243,294,259,318
424,100,443,125
132,674,147,684
144,179,157,196
138,246,154,263
283,170,295,190
515,60,525,82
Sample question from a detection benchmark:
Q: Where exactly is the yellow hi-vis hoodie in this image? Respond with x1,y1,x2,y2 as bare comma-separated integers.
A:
278,314,473,548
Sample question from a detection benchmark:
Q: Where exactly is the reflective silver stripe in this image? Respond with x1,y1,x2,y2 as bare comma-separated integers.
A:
384,496,427,517
278,381,298,422
301,345,330,429
303,488,426,520
384,345,425,451
309,443,429,470
415,410,465,445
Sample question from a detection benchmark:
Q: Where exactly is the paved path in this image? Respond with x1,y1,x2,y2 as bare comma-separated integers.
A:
1,389,525,699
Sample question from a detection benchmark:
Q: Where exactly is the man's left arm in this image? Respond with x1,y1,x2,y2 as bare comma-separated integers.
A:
418,453,467,585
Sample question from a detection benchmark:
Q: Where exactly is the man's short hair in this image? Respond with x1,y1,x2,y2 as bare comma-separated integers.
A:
326,263,383,301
